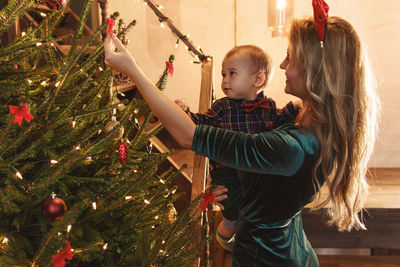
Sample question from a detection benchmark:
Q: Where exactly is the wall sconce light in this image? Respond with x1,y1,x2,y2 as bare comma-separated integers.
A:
268,0,293,37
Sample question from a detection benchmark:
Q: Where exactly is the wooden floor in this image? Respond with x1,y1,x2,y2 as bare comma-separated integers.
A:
211,168,400,267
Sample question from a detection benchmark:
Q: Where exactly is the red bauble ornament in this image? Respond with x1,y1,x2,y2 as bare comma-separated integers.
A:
44,0,67,10
118,141,128,164
42,193,67,221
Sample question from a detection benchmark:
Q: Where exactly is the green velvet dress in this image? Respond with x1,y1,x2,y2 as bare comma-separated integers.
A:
192,123,321,266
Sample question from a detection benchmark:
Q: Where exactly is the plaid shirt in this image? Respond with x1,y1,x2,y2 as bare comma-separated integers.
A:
189,92,298,133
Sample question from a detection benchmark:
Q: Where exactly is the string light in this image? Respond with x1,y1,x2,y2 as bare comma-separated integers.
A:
102,243,108,250
50,43,55,47
134,118,140,128
98,129,102,134
40,12,47,17
2,237,8,244
175,39,179,48
125,196,132,200
133,109,138,114
27,79,32,84
160,22,165,28
55,81,60,87
72,115,76,128
92,201,97,210
156,4,164,9
67,225,72,232
75,145,81,150
10,166,23,180
36,42,42,47
155,215,159,220
40,80,47,86
21,31,26,37
50,159,58,165
144,199,150,204
98,67,103,71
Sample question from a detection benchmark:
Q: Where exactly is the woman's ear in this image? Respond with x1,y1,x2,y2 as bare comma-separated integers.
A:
254,71,267,88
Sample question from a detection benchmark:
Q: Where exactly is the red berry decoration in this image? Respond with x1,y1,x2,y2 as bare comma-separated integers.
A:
44,0,67,10
118,141,128,164
42,193,67,221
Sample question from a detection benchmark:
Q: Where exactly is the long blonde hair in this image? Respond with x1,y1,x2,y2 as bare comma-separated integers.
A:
290,17,379,231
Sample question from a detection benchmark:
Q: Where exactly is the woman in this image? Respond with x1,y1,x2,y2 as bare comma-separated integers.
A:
104,13,378,267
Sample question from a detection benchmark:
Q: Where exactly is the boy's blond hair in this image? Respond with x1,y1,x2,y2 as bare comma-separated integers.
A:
224,45,272,88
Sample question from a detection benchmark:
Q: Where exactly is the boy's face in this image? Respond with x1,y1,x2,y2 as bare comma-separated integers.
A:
221,54,258,100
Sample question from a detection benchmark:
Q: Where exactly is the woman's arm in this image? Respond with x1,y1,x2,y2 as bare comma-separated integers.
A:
192,124,310,176
104,34,195,148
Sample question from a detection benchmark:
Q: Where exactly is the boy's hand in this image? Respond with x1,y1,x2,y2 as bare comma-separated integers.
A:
174,99,190,113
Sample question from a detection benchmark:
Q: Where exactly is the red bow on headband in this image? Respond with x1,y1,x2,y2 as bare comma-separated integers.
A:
9,104,34,126
312,0,330,45
106,18,115,36
243,98,270,113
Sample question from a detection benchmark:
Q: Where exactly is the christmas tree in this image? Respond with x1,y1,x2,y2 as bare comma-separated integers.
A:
0,0,210,266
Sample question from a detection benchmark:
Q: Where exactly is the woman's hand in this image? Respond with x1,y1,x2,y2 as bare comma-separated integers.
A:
206,174,228,210
104,34,136,77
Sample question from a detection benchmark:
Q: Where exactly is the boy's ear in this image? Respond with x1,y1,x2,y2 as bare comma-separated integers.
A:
254,71,267,88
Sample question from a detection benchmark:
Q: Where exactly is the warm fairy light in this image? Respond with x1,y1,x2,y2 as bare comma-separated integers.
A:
155,215,159,219
159,179,165,184
195,55,199,60
36,42,42,47
125,196,132,200
92,201,97,210
207,57,212,62
98,129,102,134
133,169,138,173
102,243,108,250
58,232,62,236
27,79,32,84
72,120,76,128
144,199,150,204
67,225,72,232
160,22,165,28
184,45,188,50
55,81,60,87
50,159,58,164
175,39,179,48
134,109,138,114
15,171,22,179
159,250,164,254
41,81,47,86
87,156,92,160
75,145,81,150
98,94,101,98
99,67,103,71
21,32,26,37
2,237,8,244
40,12,47,17
50,43,55,47
171,189,177,194
162,240,165,244
276,0,287,9
157,4,164,9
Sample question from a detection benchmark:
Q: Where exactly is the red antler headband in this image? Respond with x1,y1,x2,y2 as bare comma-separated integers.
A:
312,0,330,47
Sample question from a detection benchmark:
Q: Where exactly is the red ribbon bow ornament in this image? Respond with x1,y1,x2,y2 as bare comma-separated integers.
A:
243,98,270,113
166,61,174,76
312,0,330,45
52,240,74,267
106,18,115,36
200,191,214,212
9,104,34,126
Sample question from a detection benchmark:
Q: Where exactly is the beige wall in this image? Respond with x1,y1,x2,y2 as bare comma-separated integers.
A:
109,0,400,167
